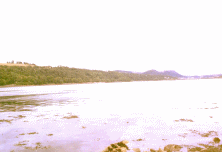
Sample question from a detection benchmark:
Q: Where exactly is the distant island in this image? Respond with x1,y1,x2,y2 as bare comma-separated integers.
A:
0,61,221,86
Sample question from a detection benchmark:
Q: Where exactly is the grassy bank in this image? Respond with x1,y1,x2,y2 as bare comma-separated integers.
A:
0,65,176,86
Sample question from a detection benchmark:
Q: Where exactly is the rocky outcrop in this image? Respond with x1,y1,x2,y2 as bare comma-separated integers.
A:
102,140,129,152
163,144,182,152
101,137,222,152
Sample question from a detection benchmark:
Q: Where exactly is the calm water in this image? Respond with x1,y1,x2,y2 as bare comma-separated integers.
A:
0,79,222,152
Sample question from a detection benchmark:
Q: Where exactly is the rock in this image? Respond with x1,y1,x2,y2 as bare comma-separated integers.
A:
133,148,141,152
213,137,221,143
157,148,166,152
149,148,167,152
187,147,203,152
164,144,182,152
118,147,127,152
102,140,129,152
122,140,129,144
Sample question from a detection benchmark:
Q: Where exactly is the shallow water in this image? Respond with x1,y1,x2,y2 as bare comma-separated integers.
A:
0,79,222,152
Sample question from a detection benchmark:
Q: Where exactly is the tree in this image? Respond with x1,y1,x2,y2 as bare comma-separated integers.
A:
0,79,6,85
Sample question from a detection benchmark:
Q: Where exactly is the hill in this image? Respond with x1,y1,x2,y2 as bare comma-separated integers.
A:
116,69,184,78
0,64,176,86
142,70,184,78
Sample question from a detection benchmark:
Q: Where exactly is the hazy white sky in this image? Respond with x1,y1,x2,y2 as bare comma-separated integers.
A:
0,0,222,76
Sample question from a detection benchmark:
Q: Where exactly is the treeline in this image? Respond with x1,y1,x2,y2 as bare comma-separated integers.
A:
0,65,176,86
6,60,36,66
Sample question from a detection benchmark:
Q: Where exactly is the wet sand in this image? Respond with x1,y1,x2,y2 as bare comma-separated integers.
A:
1,80,222,152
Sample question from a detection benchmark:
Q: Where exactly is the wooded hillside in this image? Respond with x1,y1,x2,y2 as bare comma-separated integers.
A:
0,65,176,86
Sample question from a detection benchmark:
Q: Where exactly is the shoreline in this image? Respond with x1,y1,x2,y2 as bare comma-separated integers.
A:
1,78,220,88
0,79,180,88
0,82,110,88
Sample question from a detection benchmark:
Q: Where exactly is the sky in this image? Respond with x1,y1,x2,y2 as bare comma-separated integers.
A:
0,0,222,76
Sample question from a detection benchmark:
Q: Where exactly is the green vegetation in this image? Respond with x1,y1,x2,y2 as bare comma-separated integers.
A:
0,119,13,123
27,132,38,135
63,115,79,119
116,141,129,150
0,65,176,86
